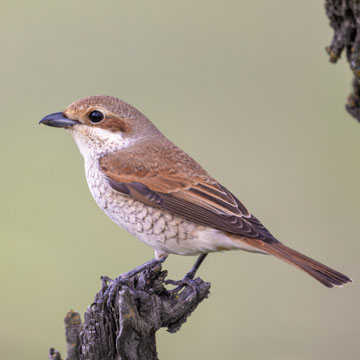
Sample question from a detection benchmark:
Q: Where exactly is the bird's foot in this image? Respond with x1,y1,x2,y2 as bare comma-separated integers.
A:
96,257,167,308
165,272,199,295
165,254,208,294
98,275,131,308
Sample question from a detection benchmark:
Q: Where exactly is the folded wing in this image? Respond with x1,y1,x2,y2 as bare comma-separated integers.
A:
99,142,278,243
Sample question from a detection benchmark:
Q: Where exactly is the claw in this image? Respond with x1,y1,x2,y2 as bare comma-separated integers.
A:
100,275,112,291
96,257,166,308
165,277,199,295
96,276,131,308
164,254,208,295
106,276,130,307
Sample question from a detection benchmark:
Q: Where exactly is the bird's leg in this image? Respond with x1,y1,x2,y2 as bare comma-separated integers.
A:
166,253,208,293
122,257,167,278
184,253,208,280
99,256,168,307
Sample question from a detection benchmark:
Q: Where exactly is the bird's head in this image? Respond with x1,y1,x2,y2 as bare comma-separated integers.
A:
40,95,162,158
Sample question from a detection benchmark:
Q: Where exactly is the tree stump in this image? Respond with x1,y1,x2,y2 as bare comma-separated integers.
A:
49,265,210,360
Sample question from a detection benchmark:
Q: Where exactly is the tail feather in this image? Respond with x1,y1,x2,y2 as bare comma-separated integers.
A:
232,237,352,288
271,243,351,287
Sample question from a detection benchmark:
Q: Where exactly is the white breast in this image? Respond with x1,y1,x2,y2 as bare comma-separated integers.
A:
83,158,246,257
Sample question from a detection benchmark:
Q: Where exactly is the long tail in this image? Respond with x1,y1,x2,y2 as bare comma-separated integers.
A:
232,237,352,287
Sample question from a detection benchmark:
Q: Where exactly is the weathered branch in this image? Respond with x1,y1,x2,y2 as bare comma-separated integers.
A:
49,265,210,360
49,311,83,360
49,347,63,360
325,0,360,122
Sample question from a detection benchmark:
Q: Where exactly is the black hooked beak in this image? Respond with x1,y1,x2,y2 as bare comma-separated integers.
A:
39,112,80,128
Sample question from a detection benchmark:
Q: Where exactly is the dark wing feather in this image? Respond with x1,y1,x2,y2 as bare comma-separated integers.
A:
100,143,278,243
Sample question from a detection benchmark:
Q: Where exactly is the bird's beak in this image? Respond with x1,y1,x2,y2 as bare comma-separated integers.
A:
39,112,80,128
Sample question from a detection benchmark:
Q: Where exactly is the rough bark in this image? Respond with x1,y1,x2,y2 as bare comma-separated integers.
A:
325,0,360,122
49,265,210,360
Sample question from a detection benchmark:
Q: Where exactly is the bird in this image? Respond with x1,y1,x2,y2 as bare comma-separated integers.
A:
40,95,352,289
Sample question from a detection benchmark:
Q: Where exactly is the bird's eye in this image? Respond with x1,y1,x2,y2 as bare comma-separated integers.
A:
88,110,104,123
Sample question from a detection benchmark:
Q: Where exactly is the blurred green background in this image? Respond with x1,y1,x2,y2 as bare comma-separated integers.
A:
1,1,359,359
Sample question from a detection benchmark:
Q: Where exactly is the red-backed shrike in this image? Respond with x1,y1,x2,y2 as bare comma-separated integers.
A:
40,96,352,289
